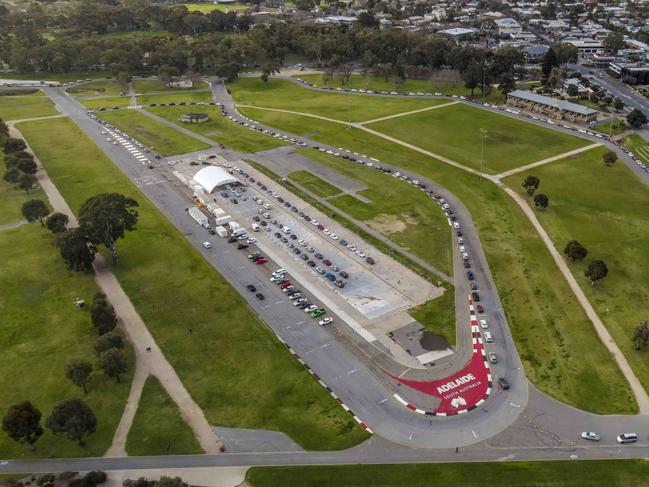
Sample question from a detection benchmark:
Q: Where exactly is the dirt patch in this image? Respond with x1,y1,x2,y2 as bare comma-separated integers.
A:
367,213,417,234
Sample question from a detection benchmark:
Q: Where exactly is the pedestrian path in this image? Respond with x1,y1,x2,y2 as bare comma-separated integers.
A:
494,143,601,179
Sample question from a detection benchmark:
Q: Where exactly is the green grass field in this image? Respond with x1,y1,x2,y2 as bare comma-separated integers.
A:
410,286,455,345
146,106,287,153
126,376,202,455
296,149,452,276
0,224,133,458
67,80,124,97
0,93,58,120
504,146,649,394
0,71,111,82
99,109,210,156
288,170,342,198
367,103,590,174
180,2,250,12
132,79,208,94
81,97,132,110
138,91,213,106
297,73,505,103
17,117,370,450
623,134,649,164
239,107,636,413
229,78,447,122
593,118,627,136
0,152,46,225
246,460,649,487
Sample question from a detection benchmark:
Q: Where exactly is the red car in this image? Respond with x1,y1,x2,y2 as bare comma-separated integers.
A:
476,304,484,313
323,259,332,266
317,224,325,230
366,257,375,265
255,258,268,265
280,281,292,289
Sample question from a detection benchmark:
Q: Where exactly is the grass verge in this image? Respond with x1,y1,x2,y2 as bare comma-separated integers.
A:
410,285,455,345
0,93,57,120
99,109,210,156
0,224,133,458
81,97,132,110
126,376,202,455
246,460,649,487
288,170,342,197
17,116,369,450
503,146,649,395
147,106,287,153
239,107,636,413
138,92,213,106
67,80,123,97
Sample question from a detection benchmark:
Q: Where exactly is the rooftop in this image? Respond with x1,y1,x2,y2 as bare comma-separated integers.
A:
507,90,598,115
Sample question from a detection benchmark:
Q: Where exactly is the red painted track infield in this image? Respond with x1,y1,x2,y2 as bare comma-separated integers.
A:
387,301,492,416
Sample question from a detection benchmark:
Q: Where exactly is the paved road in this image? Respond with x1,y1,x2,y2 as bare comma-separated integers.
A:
42,87,529,450
570,65,649,114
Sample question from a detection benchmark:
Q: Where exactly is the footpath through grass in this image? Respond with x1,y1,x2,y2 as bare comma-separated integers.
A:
126,376,202,455
229,78,446,122
0,224,133,459
147,106,287,153
367,103,590,174
67,80,124,97
0,92,58,120
239,107,635,413
99,109,210,156
246,460,649,487
17,116,369,450
504,147,649,396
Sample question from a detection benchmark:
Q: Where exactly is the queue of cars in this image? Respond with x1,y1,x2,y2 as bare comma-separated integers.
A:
269,269,333,325
579,431,640,444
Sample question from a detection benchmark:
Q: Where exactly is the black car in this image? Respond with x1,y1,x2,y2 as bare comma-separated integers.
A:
256,293,265,301
231,199,238,204
260,221,267,226
261,185,267,190
246,284,256,292
471,291,480,302
284,202,291,207
498,377,510,390
297,302,309,309
308,260,316,267
221,192,228,197
253,216,261,222
275,232,282,238
282,237,288,243
300,254,308,261
291,206,298,212
208,229,216,235
339,271,349,279
290,234,297,240
464,260,471,269
315,253,323,259
456,230,463,237
293,248,301,254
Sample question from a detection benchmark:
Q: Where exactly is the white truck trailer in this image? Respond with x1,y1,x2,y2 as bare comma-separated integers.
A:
189,207,211,228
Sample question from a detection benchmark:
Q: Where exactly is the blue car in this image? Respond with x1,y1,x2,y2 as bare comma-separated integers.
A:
466,271,474,280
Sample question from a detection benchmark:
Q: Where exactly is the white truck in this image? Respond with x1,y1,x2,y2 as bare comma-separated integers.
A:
189,207,210,228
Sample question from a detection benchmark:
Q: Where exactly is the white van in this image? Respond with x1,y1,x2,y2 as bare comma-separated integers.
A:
617,433,638,444
453,222,461,230
251,223,260,232
282,226,291,234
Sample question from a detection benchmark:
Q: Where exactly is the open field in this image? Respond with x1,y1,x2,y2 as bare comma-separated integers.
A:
0,224,133,458
239,107,636,413
67,80,123,97
295,148,453,276
504,146,649,394
410,285,455,345
137,91,213,106
367,103,591,174
81,97,132,110
147,106,287,153
0,93,58,120
99,109,210,156
246,460,649,487
288,170,342,198
180,2,250,12
0,71,111,82
593,118,627,136
229,78,448,122
126,376,202,455
17,117,370,450
297,73,506,103
132,79,208,94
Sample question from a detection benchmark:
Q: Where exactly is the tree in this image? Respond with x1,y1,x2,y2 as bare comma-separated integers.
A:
56,228,97,272
564,240,588,261
70,471,107,487
21,199,49,226
602,150,617,166
4,168,20,184
541,48,558,80
18,173,35,193
534,193,549,210
2,401,43,449
566,84,578,97
46,399,97,446
260,62,280,83
633,321,649,350
498,74,516,95
547,67,565,91
614,98,624,111
78,193,139,265
94,332,125,354
585,260,608,285
17,157,38,175
155,477,188,487
46,212,69,233
115,71,131,93
627,109,648,129
603,32,625,54
463,63,481,97
99,348,128,383
91,293,118,335
3,137,26,154
522,175,540,195
65,361,93,394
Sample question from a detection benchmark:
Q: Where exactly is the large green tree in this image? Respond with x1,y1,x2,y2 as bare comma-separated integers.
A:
46,399,97,446
46,212,69,233
91,292,118,335
2,401,43,449
65,361,93,394
55,228,97,272
21,199,49,226
522,175,540,195
564,240,588,261
534,193,549,210
585,260,608,285
99,348,128,383
627,109,648,128
78,193,139,265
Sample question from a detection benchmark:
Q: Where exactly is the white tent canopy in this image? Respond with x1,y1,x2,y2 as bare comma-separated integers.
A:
192,166,238,193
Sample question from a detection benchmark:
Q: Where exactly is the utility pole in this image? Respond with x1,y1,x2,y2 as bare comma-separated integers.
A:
480,128,488,179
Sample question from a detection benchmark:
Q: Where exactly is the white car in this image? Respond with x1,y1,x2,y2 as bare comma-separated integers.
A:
330,234,338,240
483,331,493,343
319,317,334,326
479,319,488,329
488,352,498,363
304,305,317,313
311,219,319,226
247,237,257,244
323,228,331,235
581,431,601,441
459,245,466,253
202,241,212,249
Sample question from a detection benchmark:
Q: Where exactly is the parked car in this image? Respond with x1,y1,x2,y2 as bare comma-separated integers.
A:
319,317,334,326
246,284,256,292
488,352,498,363
256,293,265,300
617,433,638,444
581,432,601,441
498,377,510,390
